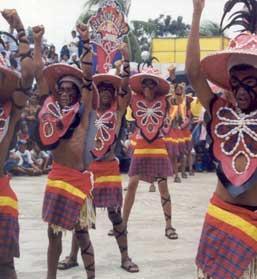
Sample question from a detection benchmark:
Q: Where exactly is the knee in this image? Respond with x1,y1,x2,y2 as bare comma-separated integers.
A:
107,208,122,226
48,227,62,254
127,176,139,192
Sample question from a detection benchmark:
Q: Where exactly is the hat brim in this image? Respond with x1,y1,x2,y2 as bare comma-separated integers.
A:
129,73,170,96
201,50,257,90
93,74,122,89
0,66,20,102
43,64,83,96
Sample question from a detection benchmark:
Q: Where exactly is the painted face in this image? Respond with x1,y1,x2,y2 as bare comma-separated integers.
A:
142,78,157,100
56,81,79,108
230,68,257,112
98,82,115,107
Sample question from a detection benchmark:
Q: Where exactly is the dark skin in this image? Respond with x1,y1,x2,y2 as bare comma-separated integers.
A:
123,77,178,239
0,9,34,279
33,24,94,279
186,0,257,206
58,42,139,273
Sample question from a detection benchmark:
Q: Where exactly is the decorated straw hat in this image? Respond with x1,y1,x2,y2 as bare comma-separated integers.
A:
93,73,122,90
201,0,257,91
43,63,83,98
130,67,170,96
0,54,20,102
201,33,257,90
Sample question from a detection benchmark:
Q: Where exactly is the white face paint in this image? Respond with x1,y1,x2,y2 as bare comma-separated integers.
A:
0,115,10,143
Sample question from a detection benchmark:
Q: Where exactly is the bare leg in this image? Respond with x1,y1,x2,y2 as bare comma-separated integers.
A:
181,154,188,178
58,232,79,270
122,175,139,226
47,226,62,279
157,178,178,240
0,259,17,279
172,156,181,183
107,208,139,273
74,226,95,279
188,151,194,175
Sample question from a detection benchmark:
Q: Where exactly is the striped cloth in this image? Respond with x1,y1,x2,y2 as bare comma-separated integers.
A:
128,137,172,180
163,129,180,158
42,162,93,231
0,175,19,260
89,159,122,208
196,193,257,279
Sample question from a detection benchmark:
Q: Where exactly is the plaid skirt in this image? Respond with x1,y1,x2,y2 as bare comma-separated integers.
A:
0,176,19,260
42,162,94,232
89,159,122,208
196,193,257,279
129,138,172,179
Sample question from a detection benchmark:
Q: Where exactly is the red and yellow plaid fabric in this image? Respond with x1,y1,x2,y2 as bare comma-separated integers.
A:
132,138,169,159
89,159,122,208
196,193,257,279
42,162,93,230
0,175,19,259
89,159,122,190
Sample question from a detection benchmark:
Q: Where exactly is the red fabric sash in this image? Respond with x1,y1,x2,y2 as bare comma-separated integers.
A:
0,175,18,218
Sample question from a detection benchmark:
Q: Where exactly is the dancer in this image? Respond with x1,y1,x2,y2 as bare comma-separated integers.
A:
187,0,257,277
0,9,34,279
34,24,96,279
123,64,178,240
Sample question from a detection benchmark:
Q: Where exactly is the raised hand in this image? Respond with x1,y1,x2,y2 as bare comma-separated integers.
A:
1,9,24,30
32,25,45,43
76,23,90,41
193,0,205,13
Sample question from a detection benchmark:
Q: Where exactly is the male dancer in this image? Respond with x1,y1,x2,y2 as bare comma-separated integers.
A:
187,0,257,277
34,24,96,279
0,9,34,279
123,67,178,240
58,44,139,273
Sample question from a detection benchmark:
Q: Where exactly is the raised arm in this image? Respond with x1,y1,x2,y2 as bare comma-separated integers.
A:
77,23,93,128
117,43,131,114
185,0,213,111
32,25,49,97
2,9,34,108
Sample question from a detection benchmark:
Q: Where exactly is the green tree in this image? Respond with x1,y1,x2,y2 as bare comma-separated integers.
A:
200,20,223,36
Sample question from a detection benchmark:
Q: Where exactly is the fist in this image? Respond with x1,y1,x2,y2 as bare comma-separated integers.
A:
1,9,23,30
32,25,45,42
76,23,89,41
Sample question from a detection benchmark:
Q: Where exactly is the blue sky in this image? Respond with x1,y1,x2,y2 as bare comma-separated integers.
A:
0,0,235,51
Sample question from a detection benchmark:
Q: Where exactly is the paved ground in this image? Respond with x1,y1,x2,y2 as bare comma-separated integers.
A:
11,172,217,279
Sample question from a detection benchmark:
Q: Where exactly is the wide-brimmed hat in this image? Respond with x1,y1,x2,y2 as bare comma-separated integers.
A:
201,33,257,90
0,55,20,102
93,73,122,90
43,63,83,97
129,67,170,96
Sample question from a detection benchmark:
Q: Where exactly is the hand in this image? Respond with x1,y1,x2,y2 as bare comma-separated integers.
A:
118,42,129,59
193,0,205,14
32,25,45,43
76,23,90,41
1,9,24,30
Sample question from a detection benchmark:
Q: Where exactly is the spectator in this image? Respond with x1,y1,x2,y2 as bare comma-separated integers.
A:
30,142,52,174
47,44,58,64
68,53,80,68
14,140,42,175
69,30,79,56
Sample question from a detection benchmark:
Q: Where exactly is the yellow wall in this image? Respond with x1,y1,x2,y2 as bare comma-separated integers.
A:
151,36,229,64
